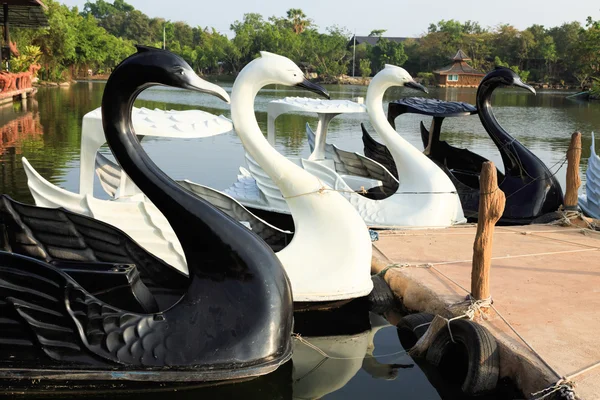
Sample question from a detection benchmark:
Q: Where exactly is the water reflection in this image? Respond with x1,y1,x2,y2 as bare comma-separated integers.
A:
292,314,421,400
8,81,598,206
0,102,45,201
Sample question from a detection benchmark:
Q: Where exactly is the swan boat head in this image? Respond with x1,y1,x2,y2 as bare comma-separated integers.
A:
373,64,429,95
1,46,295,376
365,63,465,224
476,66,564,220
478,67,536,100
229,51,374,302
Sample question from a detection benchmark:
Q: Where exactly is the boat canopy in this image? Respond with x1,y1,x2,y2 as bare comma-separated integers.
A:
387,97,477,122
79,107,233,195
267,97,366,159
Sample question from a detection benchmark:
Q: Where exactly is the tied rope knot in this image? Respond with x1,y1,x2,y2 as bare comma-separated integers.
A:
446,295,493,343
531,379,575,400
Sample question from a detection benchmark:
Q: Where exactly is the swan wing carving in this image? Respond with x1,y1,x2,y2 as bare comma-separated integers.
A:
360,123,398,180
0,253,114,365
2,252,181,367
224,153,291,212
0,195,187,291
92,153,292,248
177,180,293,251
306,123,398,195
23,157,189,273
66,286,168,366
95,152,121,198
580,132,600,219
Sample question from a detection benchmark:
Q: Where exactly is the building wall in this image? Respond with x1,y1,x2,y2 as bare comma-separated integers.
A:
434,73,483,88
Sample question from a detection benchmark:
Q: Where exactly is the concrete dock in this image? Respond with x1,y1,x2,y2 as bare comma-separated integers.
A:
373,224,600,399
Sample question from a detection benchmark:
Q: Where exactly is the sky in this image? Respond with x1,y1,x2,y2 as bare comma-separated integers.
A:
59,0,599,37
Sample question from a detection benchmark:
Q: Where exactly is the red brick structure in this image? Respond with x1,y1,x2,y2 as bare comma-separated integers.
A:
433,50,485,88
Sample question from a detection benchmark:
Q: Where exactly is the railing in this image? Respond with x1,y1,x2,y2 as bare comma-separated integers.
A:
0,65,41,93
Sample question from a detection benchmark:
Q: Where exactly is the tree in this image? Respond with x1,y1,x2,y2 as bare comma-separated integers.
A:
32,0,79,80
368,29,386,37
286,9,311,34
494,56,530,82
305,25,351,81
359,58,371,78
369,38,407,72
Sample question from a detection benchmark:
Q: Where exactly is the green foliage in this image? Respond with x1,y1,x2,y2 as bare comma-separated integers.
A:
9,1,600,87
369,38,407,72
368,29,386,37
417,72,435,86
494,57,530,82
11,45,42,73
359,59,371,78
590,78,600,98
286,9,311,34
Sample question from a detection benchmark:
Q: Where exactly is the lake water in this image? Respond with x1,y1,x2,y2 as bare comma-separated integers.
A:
0,81,598,399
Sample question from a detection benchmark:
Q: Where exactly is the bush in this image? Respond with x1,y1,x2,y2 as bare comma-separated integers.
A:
11,45,42,73
494,56,530,82
590,78,600,98
417,72,435,86
359,58,371,78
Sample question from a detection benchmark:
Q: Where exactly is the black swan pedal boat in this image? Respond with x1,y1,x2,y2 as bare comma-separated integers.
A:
362,67,564,224
0,47,293,390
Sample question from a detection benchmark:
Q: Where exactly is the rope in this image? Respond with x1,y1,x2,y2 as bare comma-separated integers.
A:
283,185,364,199
284,186,460,199
412,322,432,332
376,262,432,278
282,177,458,200
291,333,409,360
547,209,598,232
446,295,492,343
529,360,600,400
530,380,576,400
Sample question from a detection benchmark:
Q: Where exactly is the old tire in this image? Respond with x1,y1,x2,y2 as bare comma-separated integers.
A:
366,275,395,314
426,319,499,396
396,313,435,349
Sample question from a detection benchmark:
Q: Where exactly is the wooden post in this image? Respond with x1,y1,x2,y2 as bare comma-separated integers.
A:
564,132,582,209
471,162,506,301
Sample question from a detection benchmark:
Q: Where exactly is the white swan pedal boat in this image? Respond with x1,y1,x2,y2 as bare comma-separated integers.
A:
225,66,466,229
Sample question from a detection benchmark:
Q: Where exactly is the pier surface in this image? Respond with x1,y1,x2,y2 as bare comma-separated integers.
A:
373,224,600,399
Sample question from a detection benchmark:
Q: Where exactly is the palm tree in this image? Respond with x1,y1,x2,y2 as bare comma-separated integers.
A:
286,9,310,35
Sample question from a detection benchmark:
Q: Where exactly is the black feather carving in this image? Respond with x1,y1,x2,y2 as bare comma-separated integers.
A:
0,195,188,292
361,123,398,180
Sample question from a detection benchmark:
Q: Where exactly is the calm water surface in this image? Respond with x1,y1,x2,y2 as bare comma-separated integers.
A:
1,81,598,399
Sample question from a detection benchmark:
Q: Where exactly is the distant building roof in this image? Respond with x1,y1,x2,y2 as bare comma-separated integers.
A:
434,49,484,76
348,35,415,47
0,0,48,29
452,49,471,61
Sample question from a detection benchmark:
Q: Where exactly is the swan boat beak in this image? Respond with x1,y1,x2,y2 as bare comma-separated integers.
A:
296,79,330,99
405,80,429,94
183,73,231,103
513,79,537,95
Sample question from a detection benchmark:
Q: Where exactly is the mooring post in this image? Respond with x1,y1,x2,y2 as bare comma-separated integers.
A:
564,132,582,209
471,162,506,301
